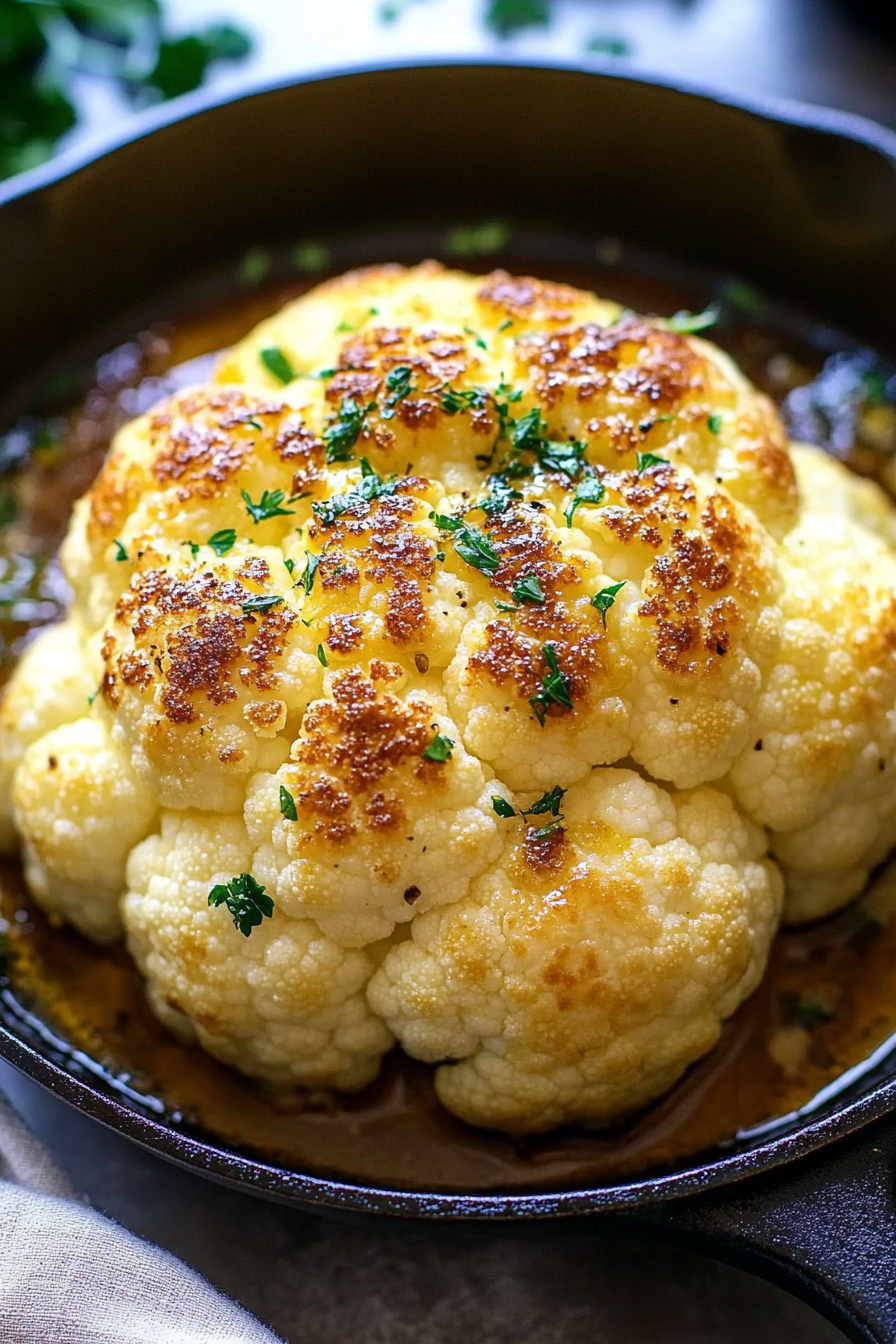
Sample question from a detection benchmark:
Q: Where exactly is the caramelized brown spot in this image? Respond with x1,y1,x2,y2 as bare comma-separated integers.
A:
524,825,568,873
477,270,582,323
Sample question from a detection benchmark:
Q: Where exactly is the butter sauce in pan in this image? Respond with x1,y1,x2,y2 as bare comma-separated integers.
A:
1,247,895,1194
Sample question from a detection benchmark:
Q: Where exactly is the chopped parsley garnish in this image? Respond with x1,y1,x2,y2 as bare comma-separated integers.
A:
530,645,574,725
429,511,501,576
207,873,274,938
381,365,415,418
667,304,720,334
785,989,838,1031
592,580,627,626
441,385,488,415
529,818,565,840
242,488,295,524
207,528,237,556
492,795,516,818
477,475,523,518
495,600,519,613
241,595,284,616
636,452,669,474
113,540,128,562
260,346,296,385
244,416,264,431
435,551,446,562
512,574,545,604
501,408,587,481
322,395,376,464
523,785,566,817
279,785,298,821
87,689,99,706
498,319,514,333
496,379,523,404
464,325,488,351
565,476,606,527
313,459,400,525
707,413,723,435
423,732,455,763
188,542,200,558
316,643,329,667
299,552,319,594
284,558,295,576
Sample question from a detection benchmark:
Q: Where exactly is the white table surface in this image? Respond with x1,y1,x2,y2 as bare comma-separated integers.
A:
6,1,896,1339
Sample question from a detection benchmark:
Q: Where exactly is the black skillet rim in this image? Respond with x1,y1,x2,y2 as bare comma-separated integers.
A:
3,57,896,1218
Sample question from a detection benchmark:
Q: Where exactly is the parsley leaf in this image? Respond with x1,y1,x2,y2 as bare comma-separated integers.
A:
299,552,319,594
317,643,329,667
188,541,200,558
486,0,550,37
477,475,523,518
423,731,455,763
592,580,627,626
522,785,566,817
512,574,545,604
381,365,415,419
636,452,669,474
429,511,501,576
529,818,566,840
530,644,574,725
279,785,298,821
241,594,284,616
441,385,488,415
323,395,375,464
242,488,295,524
113,540,128,562
707,413,723,435
207,528,237,556
495,600,519,613
492,795,516,818
667,304,720,334
260,346,295,384
565,476,606,526
284,558,295,576
464,325,488,351
208,873,274,938
313,459,400,525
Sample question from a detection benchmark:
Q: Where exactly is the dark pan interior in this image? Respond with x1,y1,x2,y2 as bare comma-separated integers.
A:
2,62,896,1216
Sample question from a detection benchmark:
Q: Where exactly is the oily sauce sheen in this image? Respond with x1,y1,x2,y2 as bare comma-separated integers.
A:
2,264,896,1193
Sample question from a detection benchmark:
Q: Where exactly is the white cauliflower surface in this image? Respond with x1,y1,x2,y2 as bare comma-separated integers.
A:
1,261,894,1134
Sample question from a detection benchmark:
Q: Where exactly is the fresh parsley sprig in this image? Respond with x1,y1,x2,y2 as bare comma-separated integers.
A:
208,873,274,938
636,452,669,474
490,785,567,837
530,644,574,725
429,511,501,576
279,786,298,821
240,594,284,616
242,488,295,524
565,476,606,527
666,304,720,335
323,395,376,464
592,580,626,626
381,365,415,419
313,459,400,526
260,346,295,385
423,731,455,762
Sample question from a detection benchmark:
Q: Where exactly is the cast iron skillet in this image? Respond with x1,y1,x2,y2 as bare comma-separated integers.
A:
2,60,896,1344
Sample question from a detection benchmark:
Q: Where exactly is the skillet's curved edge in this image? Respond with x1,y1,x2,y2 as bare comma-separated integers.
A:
4,1010,896,1218
2,60,896,1221
0,56,895,210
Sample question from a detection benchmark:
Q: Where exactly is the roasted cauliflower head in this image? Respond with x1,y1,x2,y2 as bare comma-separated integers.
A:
1,262,894,1133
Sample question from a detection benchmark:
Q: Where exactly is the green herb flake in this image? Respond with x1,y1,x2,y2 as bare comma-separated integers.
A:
113,540,128,562
441,385,488,415
512,574,545,605
317,643,329,667
492,796,516,818
314,459,400,526
565,476,606,527
87,689,99,706
293,241,330,273
495,601,519,613
707,413,723,435
242,489,295,525
208,873,274,938
529,818,565,840
636,452,669,474
486,0,550,38
188,541,200,558
300,552,319,594
279,785,298,821
207,528,237,556
244,416,264,431
787,989,838,1031
497,319,514,333
284,558,295,576
585,34,631,56
464,325,489,351
453,524,501,575
667,304,720,335
381,365,416,419
323,395,375,464
523,785,566,817
447,221,511,256
530,645,574,725
260,346,296,385
423,731,455,763
435,551,446,562
241,595,285,616
592,580,627,627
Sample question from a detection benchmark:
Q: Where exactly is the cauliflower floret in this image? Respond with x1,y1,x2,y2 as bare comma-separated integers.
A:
368,769,782,1131
0,618,101,850
441,463,781,791
123,811,393,1088
728,498,896,922
12,716,157,941
100,547,322,811
7,260,896,1133
245,663,503,945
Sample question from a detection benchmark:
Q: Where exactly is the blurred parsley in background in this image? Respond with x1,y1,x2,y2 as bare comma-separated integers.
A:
0,0,251,181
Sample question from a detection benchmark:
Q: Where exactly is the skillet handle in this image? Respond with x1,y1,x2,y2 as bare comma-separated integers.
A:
632,1115,896,1344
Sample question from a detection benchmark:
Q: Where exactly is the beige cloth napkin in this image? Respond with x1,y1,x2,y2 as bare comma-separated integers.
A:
0,1089,284,1343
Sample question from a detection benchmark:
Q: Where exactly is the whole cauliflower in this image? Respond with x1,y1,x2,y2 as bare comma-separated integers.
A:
1,261,894,1133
